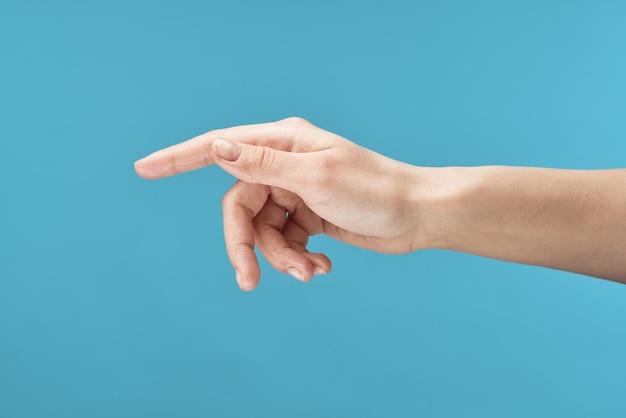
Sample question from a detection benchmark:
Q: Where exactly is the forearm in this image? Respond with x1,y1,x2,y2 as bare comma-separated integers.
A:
135,117,626,287
416,166,626,282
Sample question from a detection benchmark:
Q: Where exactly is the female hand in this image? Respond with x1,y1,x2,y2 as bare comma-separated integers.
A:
135,117,431,290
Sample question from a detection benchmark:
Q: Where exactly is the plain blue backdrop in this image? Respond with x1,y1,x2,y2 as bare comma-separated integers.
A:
1,1,625,417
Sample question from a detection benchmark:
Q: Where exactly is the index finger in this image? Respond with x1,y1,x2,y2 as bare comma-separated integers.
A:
134,119,296,180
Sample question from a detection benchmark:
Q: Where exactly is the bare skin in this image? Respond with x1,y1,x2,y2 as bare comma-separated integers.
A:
134,117,626,290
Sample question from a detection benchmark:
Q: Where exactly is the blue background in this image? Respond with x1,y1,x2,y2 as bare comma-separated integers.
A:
1,1,625,417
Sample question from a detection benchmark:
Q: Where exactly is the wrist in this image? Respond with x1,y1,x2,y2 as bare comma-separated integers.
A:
404,165,477,252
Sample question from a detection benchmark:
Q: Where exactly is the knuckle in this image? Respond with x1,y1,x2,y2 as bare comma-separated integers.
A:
250,146,276,174
221,185,240,209
233,242,253,257
274,117,312,150
279,116,309,127
169,151,180,174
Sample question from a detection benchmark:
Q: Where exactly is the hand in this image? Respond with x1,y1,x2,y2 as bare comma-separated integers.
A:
134,117,428,290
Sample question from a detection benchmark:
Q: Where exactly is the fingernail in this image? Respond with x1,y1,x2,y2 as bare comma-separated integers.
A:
287,267,306,282
134,156,148,169
313,266,328,275
214,139,241,162
235,269,245,289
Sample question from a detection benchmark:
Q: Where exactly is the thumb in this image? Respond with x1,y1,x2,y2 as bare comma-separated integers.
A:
212,138,309,190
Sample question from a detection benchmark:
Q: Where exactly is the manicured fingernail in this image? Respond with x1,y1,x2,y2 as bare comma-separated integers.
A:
214,139,241,161
286,267,305,282
134,157,148,170
235,269,244,289
313,266,328,275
